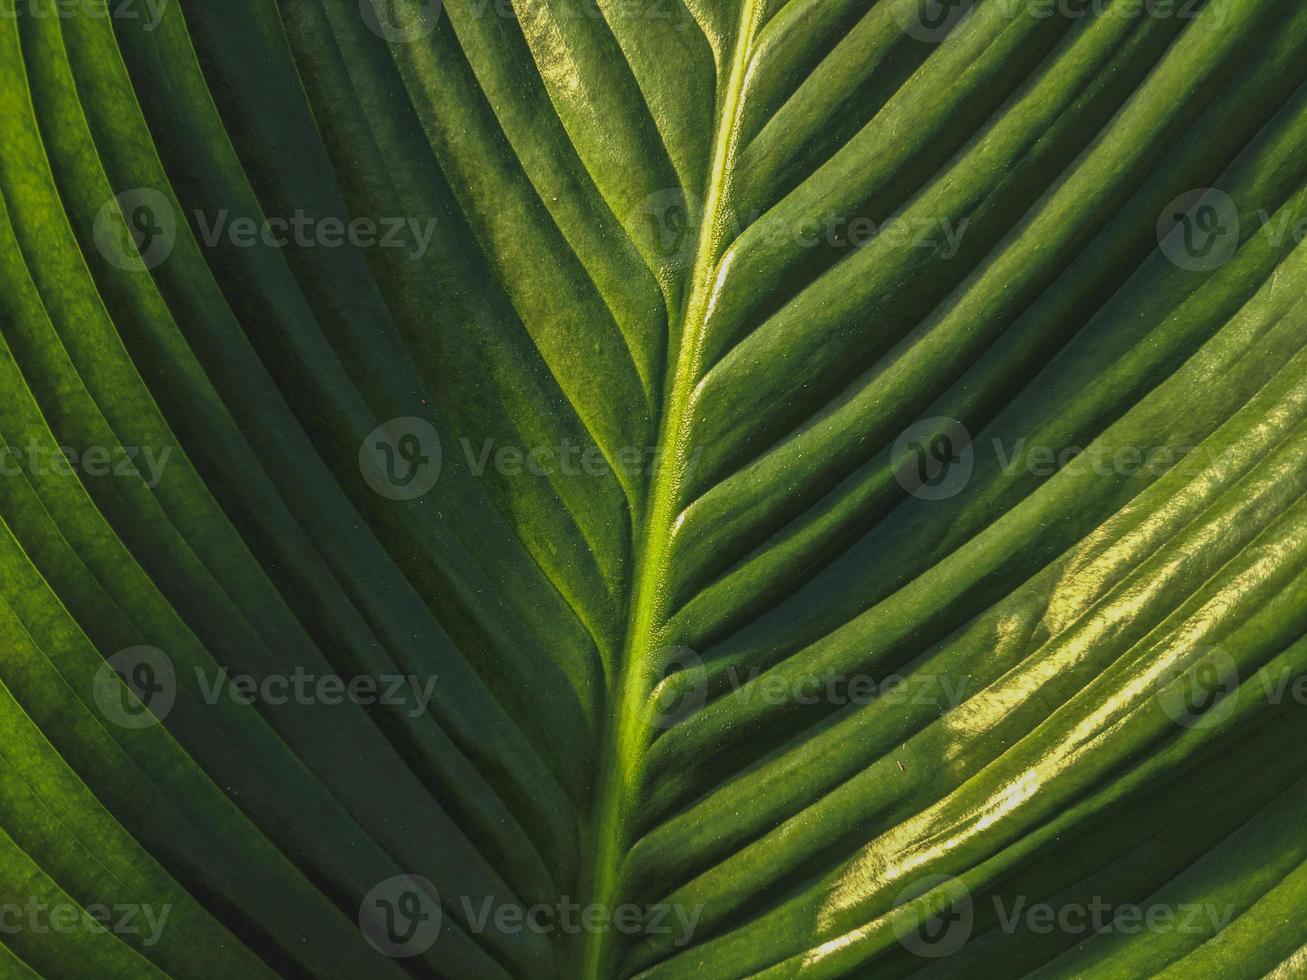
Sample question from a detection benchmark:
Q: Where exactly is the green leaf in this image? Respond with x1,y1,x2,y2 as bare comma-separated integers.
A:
1,0,1305,977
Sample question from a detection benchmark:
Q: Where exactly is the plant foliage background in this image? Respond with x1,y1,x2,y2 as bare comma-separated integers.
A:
0,0,1305,977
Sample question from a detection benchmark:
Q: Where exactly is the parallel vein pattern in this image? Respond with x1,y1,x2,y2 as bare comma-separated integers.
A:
0,0,1304,978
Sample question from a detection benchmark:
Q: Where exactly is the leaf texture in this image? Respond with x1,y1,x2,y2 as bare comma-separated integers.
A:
0,0,1305,977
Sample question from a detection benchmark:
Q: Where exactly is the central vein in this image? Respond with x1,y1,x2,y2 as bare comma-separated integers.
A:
576,2,770,975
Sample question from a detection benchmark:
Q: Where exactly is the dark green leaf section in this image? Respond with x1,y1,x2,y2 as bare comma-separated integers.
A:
0,0,1304,978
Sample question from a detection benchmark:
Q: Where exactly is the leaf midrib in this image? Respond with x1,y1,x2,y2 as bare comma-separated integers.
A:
579,3,771,975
